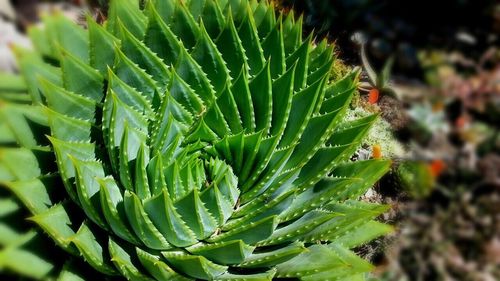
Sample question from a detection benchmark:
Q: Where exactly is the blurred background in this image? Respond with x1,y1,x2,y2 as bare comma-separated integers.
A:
1,0,499,280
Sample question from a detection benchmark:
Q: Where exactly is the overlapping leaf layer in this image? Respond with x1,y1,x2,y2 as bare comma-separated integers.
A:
0,0,392,280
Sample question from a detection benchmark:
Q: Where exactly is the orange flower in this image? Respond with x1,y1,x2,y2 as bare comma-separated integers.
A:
368,88,380,104
455,115,468,128
372,144,382,159
432,101,444,112
428,159,446,178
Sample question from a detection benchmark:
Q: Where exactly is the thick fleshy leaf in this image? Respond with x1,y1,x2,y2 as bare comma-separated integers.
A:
136,248,190,281
239,241,305,268
60,50,104,102
123,191,172,250
108,238,154,281
117,19,170,90
162,250,227,280
107,0,147,39
187,240,254,265
142,190,197,247
88,15,121,74
1,1,393,280
28,203,78,254
98,177,141,245
208,215,277,245
70,223,117,275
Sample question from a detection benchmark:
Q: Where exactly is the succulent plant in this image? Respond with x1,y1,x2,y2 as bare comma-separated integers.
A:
0,0,392,280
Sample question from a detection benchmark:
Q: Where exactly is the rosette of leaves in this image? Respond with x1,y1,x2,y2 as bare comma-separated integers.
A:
0,0,392,280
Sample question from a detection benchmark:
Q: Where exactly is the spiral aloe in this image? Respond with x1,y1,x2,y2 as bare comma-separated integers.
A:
0,0,392,280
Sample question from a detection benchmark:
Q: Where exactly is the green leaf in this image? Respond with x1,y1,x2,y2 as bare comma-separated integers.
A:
41,79,96,121
117,19,170,91
285,105,347,171
208,215,277,245
49,137,95,202
162,250,227,280
168,69,204,117
136,248,190,281
123,191,172,250
224,188,294,230
118,124,147,192
134,145,151,199
148,0,175,24
88,15,121,74
71,158,108,229
301,244,374,280
216,84,243,134
108,238,154,281
175,46,216,106
18,51,61,103
187,240,254,265
236,130,264,180
28,203,78,254
285,33,311,90
4,178,54,215
259,210,338,246
0,72,27,92
280,177,356,222
200,184,233,225
276,244,373,279
309,43,334,75
27,25,53,59
237,5,265,75
60,50,104,102
254,1,276,39
239,241,305,268
44,14,89,62
283,12,303,56
45,107,92,142
184,118,218,144
107,68,153,115
113,46,159,105
70,222,117,275
279,76,324,147
238,135,280,197
0,147,41,181
0,243,55,279
293,144,357,193
107,0,147,39
98,177,141,245
144,2,182,65
216,10,248,77
324,69,359,99
57,260,88,281
248,61,272,133
199,0,226,38
214,270,276,281
302,201,390,243
187,0,207,20
328,114,378,146
270,63,296,136
174,189,218,240
261,19,285,78
102,89,148,172
335,220,393,249
307,57,334,86
142,190,197,247
191,21,230,93
330,159,392,201
230,67,255,132
168,0,201,49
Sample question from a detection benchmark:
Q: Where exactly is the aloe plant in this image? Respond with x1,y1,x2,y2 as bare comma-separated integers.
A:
0,0,392,280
